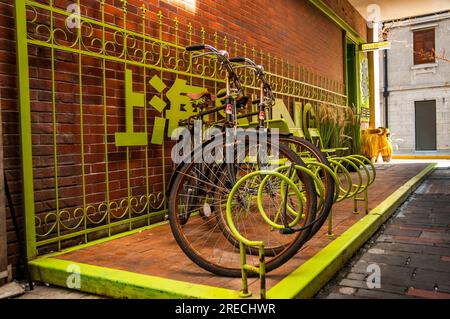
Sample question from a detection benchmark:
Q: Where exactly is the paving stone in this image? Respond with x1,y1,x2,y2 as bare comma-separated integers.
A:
406,287,450,299
407,255,450,273
383,228,422,237
375,242,450,256
376,234,394,243
410,268,450,291
0,282,25,299
338,286,357,295
368,250,450,275
347,272,367,281
407,281,450,294
324,292,359,299
420,231,450,241
399,225,448,233
354,288,413,299
360,252,409,267
340,278,408,295
367,248,385,254
15,284,104,299
393,235,445,245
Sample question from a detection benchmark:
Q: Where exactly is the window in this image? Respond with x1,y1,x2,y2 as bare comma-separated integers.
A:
413,28,435,65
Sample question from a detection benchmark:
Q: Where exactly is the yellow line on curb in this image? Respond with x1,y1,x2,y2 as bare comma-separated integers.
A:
266,163,437,299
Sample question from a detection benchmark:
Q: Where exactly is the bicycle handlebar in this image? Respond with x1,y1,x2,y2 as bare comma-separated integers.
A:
187,43,229,62
229,57,246,63
186,44,206,51
186,44,243,97
230,57,265,76
230,56,274,106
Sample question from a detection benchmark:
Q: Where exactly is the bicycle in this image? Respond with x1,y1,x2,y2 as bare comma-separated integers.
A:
225,57,375,243
167,44,318,277
224,56,336,240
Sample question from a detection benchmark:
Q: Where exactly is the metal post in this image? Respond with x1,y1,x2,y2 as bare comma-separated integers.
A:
258,246,266,299
353,196,359,214
239,242,252,298
14,0,37,259
364,189,369,214
326,209,334,237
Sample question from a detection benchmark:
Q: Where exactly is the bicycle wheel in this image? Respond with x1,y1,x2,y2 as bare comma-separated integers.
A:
277,134,335,238
213,147,315,254
168,135,317,277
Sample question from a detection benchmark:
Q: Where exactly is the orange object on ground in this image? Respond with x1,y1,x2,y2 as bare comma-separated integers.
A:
362,127,393,162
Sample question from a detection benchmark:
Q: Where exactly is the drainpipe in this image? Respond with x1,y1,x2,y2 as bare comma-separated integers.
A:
383,49,389,128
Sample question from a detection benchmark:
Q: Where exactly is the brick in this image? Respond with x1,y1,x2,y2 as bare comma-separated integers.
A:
338,286,356,295
406,287,450,299
324,292,359,299
400,225,447,233
393,235,445,245
354,288,412,299
376,242,450,256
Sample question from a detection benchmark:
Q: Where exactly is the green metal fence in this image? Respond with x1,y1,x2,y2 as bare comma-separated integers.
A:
14,0,348,259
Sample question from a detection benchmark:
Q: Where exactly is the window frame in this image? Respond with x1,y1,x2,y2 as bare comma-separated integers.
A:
413,28,436,65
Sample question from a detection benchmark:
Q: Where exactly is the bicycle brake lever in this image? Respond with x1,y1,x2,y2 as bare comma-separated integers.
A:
192,52,212,59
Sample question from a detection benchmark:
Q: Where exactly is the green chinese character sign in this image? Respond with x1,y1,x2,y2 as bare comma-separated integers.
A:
115,69,147,146
115,69,205,146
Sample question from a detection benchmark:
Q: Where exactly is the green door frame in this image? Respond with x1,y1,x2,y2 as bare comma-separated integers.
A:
345,36,359,108
14,0,37,260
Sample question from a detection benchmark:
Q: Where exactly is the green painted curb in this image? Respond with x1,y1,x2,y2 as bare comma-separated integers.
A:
29,258,241,299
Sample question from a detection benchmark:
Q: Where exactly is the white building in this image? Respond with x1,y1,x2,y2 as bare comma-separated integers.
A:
379,11,450,153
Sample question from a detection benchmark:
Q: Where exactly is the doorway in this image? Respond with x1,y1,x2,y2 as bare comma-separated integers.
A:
346,40,358,108
415,100,436,150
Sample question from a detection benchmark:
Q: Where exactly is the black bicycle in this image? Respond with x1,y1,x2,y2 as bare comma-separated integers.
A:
167,44,318,277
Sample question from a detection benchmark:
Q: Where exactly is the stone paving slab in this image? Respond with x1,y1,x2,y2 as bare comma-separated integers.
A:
14,283,104,299
316,167,450,299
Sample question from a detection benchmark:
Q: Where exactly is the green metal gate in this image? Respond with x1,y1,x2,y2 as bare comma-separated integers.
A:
14,0,348,259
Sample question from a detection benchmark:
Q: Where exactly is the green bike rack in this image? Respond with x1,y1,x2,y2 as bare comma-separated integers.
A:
226,170,304,299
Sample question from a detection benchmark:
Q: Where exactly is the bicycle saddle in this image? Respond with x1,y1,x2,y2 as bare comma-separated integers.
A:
186,89,216,102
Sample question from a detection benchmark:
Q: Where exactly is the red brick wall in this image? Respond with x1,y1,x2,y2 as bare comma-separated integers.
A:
154,0,349,81
0,0,366,274
322,0,368,40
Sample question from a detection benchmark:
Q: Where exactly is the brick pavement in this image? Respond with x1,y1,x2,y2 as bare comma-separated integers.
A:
316,167,450,299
